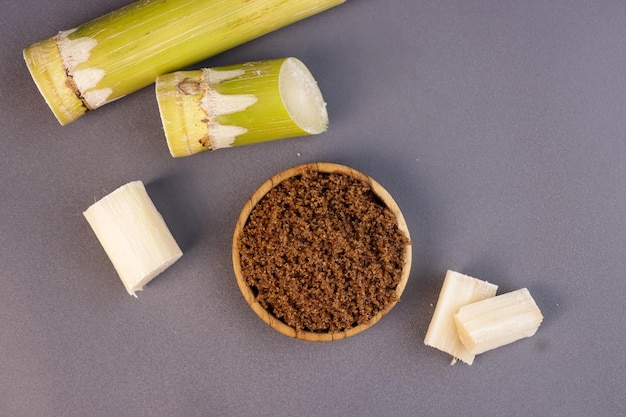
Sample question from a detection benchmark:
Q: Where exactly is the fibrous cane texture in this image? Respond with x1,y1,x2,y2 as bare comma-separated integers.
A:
83,181,182,297
424,270,498,365
454,288,543,355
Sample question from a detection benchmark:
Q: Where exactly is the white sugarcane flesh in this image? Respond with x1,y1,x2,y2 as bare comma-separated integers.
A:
83,181,183,297
454,288,544,355
424,270,498,365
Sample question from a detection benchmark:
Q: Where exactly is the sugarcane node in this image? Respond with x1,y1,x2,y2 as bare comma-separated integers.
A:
64,72,92,111
177,78,202,95
198,135,212,150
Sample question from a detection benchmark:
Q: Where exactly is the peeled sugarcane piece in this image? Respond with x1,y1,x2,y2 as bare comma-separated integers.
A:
83,181,182,297
454,288,543,355
424,270,498,365
23,0,345,125
155,57,329,157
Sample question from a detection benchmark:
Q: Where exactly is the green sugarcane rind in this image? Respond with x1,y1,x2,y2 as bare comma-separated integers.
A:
209,59,310,148
155,70,210,157
24,0,345,125
23,37,87,125
156,57,328,157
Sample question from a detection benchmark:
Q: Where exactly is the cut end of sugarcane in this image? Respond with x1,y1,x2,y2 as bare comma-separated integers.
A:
23,36,87,125
279,57,328,135
83,181,183,297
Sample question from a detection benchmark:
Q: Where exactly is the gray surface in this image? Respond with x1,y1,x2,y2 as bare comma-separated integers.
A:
1,0,625,416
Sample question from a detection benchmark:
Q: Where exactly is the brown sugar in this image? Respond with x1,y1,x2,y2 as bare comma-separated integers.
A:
237,169,410,333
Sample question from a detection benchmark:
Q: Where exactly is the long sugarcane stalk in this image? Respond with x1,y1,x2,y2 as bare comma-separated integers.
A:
23,0,345,125
155,57,328,157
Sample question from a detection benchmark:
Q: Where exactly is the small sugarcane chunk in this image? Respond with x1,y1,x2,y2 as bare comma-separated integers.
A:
83,181,183,297
454,288,543,355
424,270,498,365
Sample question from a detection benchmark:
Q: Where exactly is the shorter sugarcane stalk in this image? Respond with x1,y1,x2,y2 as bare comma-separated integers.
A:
83,181,182,297
155,57,329,158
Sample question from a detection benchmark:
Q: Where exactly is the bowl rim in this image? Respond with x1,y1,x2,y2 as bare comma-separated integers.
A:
232,162,412,342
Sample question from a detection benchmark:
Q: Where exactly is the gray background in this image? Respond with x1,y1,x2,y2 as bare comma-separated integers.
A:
1,0,625,416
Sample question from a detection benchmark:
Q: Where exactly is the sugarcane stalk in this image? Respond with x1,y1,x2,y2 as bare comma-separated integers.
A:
155,57,328,157
23,0,345,125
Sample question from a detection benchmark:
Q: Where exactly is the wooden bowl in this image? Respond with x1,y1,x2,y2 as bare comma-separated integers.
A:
232,162,412,341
